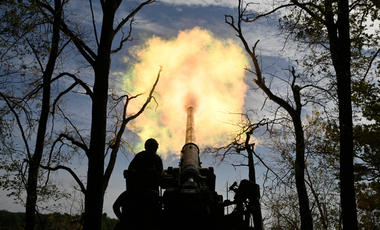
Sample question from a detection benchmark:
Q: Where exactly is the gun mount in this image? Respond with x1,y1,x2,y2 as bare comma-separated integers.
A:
158,106,222,229
119,106,263,230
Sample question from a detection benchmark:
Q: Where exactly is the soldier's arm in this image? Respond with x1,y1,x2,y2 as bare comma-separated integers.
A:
113,195,123,220
128,153,141,173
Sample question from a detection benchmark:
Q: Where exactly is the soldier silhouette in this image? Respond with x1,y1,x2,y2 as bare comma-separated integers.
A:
113,138,163,230
128,138,163,192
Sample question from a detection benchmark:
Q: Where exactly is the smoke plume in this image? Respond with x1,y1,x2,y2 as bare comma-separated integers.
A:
119,27,248,159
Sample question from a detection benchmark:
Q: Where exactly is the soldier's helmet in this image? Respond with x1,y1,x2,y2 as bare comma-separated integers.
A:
145,138,159,152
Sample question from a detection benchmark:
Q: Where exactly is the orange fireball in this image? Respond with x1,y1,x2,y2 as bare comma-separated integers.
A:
120,27,248,158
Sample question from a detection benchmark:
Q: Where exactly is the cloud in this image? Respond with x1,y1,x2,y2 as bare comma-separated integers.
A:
159,0,237,8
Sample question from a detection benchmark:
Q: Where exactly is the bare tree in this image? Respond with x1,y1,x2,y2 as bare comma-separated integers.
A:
1,0,157,229
262,111,343,229
225,2,314,226
225,0,380,228
40,1,156,229
24,1,63,228
0,0,68,228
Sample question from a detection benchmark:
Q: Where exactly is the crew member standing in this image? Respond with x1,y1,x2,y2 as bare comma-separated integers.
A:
127,138,163,229
128,138,163,192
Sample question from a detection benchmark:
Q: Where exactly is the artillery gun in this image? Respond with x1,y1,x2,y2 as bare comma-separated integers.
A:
120,107,262,230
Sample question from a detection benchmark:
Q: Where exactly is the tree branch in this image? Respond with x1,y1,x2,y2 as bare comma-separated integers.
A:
111,18,135,54
52,72,93,98
113,0,155,35
59,21,97,66
89,0,100,47
0,92,32,160
60,133,89,157
38,1,97,65
39,164,86,194
51,72,93,114
103,66,162,192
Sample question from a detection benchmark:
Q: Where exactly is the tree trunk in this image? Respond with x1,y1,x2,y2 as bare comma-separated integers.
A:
25,1,61,229
293,115,313,230
336,0,358,228
242,29,313,228
326,0,358,228
82,1,118,229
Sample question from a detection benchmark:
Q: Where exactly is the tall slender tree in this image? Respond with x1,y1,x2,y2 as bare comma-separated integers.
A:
228,0,379,228
1,0,66,229
24,0,62,228
40,1,156,229
225,1,314,228
1,1,157,229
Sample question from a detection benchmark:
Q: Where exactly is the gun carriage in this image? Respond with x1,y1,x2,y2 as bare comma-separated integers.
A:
121,107,262,230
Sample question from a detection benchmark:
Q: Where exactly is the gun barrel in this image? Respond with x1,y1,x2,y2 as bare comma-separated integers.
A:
185,107,196,144
181,107,200,180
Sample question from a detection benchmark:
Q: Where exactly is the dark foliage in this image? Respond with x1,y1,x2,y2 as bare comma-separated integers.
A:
0,210,118,230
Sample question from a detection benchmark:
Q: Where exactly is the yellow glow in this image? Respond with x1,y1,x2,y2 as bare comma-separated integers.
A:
119,27,249,159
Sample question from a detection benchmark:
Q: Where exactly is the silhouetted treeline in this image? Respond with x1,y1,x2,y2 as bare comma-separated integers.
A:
0,210,118,230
